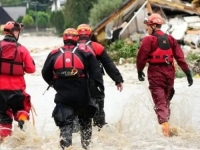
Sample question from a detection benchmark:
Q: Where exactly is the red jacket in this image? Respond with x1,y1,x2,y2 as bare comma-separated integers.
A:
0,36,35,90
137,30,189,72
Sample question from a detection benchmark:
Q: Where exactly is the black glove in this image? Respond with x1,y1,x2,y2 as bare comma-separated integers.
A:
114,75,124,85
138,71,145,81
185,70,193,86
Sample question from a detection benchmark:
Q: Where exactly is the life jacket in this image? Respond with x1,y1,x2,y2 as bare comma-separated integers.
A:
53,46,86,78
0,41,24,76
78,41,96,56
78,40,105,75
147,34,173,64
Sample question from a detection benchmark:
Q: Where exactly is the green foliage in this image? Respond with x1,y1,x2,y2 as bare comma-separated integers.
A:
17,16,23,23
37,11,49,28
175,67,186,78
37,0,51,4
89,0,124,26
106,40,139,62
63,0,98,28
1,0,24,6
49,11,56,26
186,51,200,63
175,52,200,78
49,10,65,34
27,10,37,22
37,16,47,28
22,14,34,27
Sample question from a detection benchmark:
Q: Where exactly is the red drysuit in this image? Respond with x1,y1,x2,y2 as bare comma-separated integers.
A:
0,36,35,138
137,30,189,124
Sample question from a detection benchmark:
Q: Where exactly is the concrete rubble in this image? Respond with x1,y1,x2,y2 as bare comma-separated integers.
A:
129,14,200,52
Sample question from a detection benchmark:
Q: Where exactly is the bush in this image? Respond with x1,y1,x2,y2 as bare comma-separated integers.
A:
175,52,200,78
89,0,124,26
186,51,200,63
17,16,23,23
27,10,37,22
22,14,34,27
37,11,49,28
49,10,65,34
106,39,139,62
175,67,187,78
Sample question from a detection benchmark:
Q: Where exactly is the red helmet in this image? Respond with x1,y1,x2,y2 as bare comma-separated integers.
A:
63,28,79,42
4,21,23,35
144,13,163,25
77,24,91,35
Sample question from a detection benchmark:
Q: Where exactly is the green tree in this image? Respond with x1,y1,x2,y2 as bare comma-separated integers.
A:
37,11,49,28
36,0,51,4
1,0,24,6
17,16,24,23
27,9,37,22
89,0,124,26
22,14,34,27
49,10,65,34
63,0,98,28
49,11,56,26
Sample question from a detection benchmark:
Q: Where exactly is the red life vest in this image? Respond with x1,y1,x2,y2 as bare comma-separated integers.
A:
78,40,105,75
0,41,24,76
53,46,85,78
147,34,173,64
78,41,96,56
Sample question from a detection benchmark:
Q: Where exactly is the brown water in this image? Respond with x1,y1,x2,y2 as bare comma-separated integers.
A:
0,35,200,150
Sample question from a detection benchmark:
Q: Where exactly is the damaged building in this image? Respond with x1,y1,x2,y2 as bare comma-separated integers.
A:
92,0,200,50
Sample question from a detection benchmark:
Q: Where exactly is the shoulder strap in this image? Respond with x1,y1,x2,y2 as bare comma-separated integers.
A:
59,46,79,69
59,46,78,53
85,40,91,46
59,48,65,53
153,33,168,37
72,46,78,53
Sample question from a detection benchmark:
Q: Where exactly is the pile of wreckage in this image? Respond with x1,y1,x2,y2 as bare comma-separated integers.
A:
131,15,200,51
91,0,200,74
92,0,200,52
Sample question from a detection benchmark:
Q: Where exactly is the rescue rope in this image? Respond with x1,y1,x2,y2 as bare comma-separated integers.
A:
30,103,37,127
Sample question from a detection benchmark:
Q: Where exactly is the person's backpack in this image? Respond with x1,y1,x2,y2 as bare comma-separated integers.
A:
53,46,86,78
79,40,105,75
0,41,24,75
147,34,173,64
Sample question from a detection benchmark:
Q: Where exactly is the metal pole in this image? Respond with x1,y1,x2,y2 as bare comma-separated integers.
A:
35,2,38,32
55,0,57,11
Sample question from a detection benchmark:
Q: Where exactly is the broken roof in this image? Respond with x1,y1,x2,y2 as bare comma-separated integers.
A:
3,7,26,21
149,0,199,15
92,0,200,43
92,0,137,34
0,6,13,24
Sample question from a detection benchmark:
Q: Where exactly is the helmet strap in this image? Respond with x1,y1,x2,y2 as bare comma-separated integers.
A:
9,29,20,42
150,25,157,35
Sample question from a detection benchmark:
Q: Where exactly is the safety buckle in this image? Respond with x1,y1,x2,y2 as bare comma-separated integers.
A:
164,55,170,65
71,68,78,75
